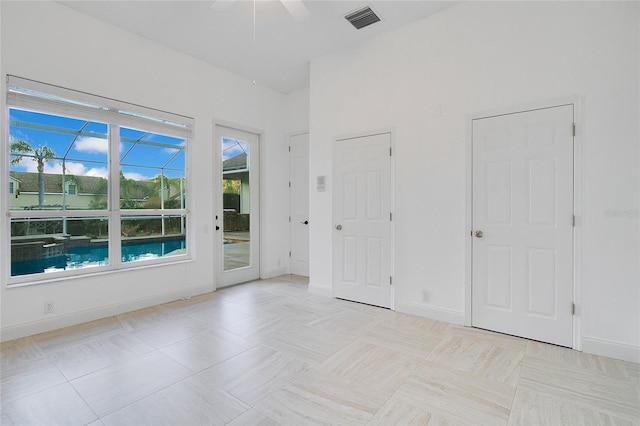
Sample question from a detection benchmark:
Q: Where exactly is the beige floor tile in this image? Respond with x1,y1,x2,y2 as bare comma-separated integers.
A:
402,360,515,425
101,375,249,426
626,361,640,393
31,317,125,354
316,340,422,394
383,313,452,337
198,345,309,406
526,341,630,379
448,325,529,351
189,300,255,326
131,314,212,348
49,333,154,380
427,334,525,386
0,382,97,426
518,356,640,422
0,336,46,370
262,299,326,323
307,310,383,340
71,351,191,417
1,358,67,403
368,394,457,425
262,281,311,298
223,287,283,308
256,369,389,425
227,408,279,426
160,328,255,372
162,292,217,314
221,313,292,342
360,321,442,358
508,387,635,426
116,305,178,332
3,276,638,426
263,324,353,364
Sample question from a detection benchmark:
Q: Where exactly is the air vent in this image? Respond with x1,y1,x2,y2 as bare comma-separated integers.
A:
345,6,381,30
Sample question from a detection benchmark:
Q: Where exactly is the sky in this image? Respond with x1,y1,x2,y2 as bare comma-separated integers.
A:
9,108,186,181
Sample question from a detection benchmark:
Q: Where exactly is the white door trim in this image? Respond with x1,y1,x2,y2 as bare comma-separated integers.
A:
465,97,584,350
332,128,396,311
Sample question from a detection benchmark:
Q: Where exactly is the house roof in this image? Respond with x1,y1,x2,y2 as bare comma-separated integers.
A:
223,153,247,172
10,171,108,195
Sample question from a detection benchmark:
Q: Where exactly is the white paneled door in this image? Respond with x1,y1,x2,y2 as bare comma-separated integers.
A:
333,133,392,309
472,105,574,347
290,133,309,276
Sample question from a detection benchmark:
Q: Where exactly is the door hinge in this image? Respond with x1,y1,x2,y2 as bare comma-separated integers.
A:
571,303,576,315
572,215,576,227
389,276,393,285
572,123,576,137
289,251,292,257
288,181,291,188
390,212,393,221
288,216,291,222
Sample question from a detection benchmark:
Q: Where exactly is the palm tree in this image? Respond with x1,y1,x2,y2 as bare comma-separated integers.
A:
10,140,57,208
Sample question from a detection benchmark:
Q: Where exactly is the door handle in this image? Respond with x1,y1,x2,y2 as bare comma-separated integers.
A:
336,224,343,231
474,230,483,238
301,220,309,225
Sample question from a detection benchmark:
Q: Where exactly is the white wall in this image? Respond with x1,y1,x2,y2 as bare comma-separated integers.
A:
1,0,290,339
309,1,639,361
284,87,310,135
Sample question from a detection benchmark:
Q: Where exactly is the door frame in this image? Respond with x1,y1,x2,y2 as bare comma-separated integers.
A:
331,128,396,310
464,97,584,350
213,119,264,289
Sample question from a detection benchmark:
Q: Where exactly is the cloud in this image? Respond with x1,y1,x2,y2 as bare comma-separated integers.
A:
124,171,149,181
12,157,108,178
75,136,108,154
85,167,109,179
162,147,181,155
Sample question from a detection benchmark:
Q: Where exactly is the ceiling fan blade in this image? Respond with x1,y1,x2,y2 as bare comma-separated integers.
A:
280,0,310,22
210,0,236,13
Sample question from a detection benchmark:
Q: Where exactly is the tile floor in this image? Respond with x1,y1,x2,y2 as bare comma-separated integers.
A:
1,275,638,425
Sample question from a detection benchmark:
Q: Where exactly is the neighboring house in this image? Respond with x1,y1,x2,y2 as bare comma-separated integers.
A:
9,171,108,210
9,171,184,210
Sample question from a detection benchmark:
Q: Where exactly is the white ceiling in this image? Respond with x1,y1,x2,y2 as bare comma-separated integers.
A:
57,0,459,94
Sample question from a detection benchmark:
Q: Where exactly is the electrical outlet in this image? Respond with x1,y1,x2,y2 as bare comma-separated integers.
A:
44,301,54,314
422,290,430,303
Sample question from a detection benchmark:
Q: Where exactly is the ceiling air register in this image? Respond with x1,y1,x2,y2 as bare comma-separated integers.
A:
345,6,381,30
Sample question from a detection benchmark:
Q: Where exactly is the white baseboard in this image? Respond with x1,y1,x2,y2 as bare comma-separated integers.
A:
261,266,289,280
0,284,213,342
308,282,332,297
582,336,640,363
395,301,465,325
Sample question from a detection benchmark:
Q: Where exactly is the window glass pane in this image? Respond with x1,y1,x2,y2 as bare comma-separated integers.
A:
9,108,109,211
119,127,186,210
222,138,250,271
10,217,109,277
121,215,186,263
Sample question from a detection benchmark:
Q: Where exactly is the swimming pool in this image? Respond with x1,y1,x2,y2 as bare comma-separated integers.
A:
11,238,186,277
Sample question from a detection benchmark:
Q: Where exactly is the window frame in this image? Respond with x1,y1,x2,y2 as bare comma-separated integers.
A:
5,76,193,285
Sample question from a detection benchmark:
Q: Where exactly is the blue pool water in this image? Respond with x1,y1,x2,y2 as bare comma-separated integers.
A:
11,238,186,277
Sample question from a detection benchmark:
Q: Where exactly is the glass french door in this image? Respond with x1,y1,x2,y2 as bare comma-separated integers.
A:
215,125,260,286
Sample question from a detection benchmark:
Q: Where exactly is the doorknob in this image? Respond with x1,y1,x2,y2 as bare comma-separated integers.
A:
336,224,343,231
301,220,309,225
474,230,483,238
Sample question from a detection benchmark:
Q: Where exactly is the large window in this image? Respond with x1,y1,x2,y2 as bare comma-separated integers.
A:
6,76,192,282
